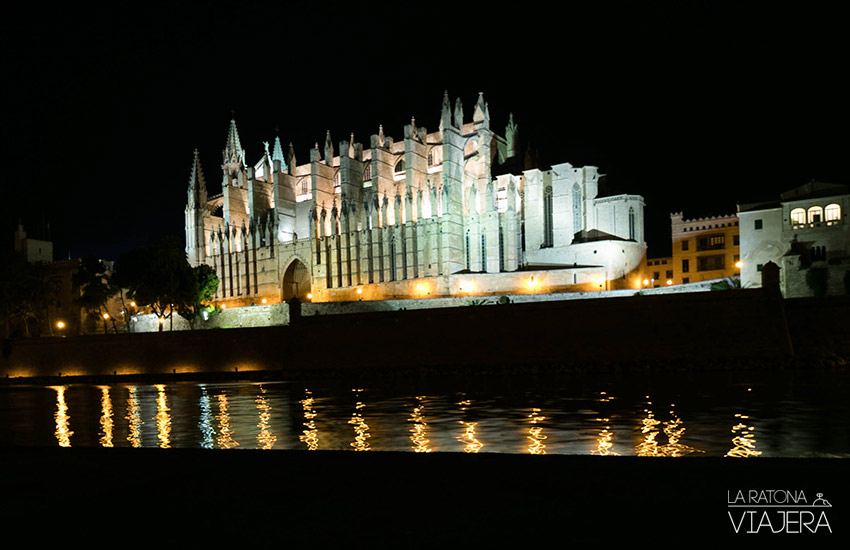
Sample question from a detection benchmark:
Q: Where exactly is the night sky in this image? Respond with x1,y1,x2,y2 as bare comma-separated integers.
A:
3,3,845,261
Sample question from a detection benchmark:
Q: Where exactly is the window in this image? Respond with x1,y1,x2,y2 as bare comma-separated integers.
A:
757,264,763,272
543,187,554,247
628,207,635,240
682,259,690,273
807,206,823,224
363,163,371,181
572,183,582,235
755,219,763,230
682,277,689,284
682,240,689,251
698,234,725,251
790,208,806,225
811,246,827,261
698,255,725,272
394,159,405,174
666,270,673,279
333,171,341,188
653,271,660,280
733,235,739,246
481,234,487,271
825,203,841,224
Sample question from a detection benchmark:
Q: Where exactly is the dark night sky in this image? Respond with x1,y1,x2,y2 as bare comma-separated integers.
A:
2,3,846,261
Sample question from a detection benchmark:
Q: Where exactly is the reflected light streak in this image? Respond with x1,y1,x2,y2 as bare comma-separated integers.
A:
299,389,319,451
592,419,619,456
725,414,762,458
408,396,431,453
98,386,113,447
636,403,661,457
349,390,371,451
198,385,215,449
456,398,483,453
527,408,547,455
255,385,276,450
126,386,142,448
155,384,171,448
51,386,73,447
215,393,239,449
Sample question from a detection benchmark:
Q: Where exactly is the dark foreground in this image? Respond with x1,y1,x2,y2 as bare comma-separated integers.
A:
3,447,847,546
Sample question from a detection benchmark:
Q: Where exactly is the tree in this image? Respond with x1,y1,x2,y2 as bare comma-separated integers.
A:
0,251,55,337
113,236,194,332
178,264,219,329
74,255,119,333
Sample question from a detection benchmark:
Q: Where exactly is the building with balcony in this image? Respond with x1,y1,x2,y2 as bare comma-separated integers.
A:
669,212,740,285
737,181,848,297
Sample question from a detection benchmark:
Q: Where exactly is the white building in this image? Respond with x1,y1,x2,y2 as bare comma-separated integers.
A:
738,181,848,297
185,92,647,304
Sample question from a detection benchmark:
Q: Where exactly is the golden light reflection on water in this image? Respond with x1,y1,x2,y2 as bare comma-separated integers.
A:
98,386,113,447
155,384,171,448
50,386,73,447
408,396,431,453
126,386,142,447
198,385,215,449
349,389,371,451
635,399,702,457
527,408,547,455
725,413,762,458
215,393,239,449
592,419,618,456
457,399,483,453
299,389,319,450
255,385,276,450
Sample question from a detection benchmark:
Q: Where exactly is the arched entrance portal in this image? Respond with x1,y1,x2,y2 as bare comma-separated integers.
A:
282,259,311,301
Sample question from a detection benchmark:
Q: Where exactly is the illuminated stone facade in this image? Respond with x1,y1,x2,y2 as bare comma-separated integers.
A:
669,212,741,285
738,182,849,297
185,93,647,305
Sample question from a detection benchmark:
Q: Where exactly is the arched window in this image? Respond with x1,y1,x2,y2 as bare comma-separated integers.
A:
825,203,841,223
807,206,823,224
543,186,554,248
465,230,471,271
300,179,309,196
572,183,583,235
394,159,405,174
481,234,487,272
333,170,341,188
628,207,635,240
790,208,806,226
363,163,371,181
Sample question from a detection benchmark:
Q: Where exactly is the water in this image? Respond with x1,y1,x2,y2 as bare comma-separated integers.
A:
1,369,848,457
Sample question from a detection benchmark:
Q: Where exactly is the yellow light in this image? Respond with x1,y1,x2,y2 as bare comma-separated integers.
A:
356,288,363,294
130,301,136,307
527,276,537,289
261,298,267,304
736,261,743,269
158,318,165,324
643,279,649,286
220,304,227,309
56,321,65,329
416,284,424,292
666,280,673,285
102,312,110,320
459,280,474,294
306,293,313,300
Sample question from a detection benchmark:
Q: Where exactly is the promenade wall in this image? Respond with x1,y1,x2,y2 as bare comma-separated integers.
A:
2,290,846,381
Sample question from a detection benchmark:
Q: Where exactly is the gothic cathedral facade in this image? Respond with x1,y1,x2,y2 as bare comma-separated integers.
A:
185,92,647,304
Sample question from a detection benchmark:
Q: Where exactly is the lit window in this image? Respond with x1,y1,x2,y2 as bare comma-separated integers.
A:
807,206,823,224
825,203,841,223
790,208,806,225
363,163,371,181
394,159,405,174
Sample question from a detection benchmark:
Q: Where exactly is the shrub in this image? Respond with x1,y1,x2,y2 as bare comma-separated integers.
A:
805,267,828,297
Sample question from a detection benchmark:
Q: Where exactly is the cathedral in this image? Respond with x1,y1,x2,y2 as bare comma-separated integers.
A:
185,92,647,305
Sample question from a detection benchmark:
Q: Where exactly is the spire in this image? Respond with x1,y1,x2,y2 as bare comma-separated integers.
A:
473,92,489,126
349,132,355,158
188,149,208,206
324,130,334,165
453,97,464,128
440,90,452,132
223,117,245,177
288,142,296,173
378,124,385,147
272,134,287,171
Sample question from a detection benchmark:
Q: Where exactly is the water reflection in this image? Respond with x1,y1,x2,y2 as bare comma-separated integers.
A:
527,408,546,455
98,386,114,447
636,398,661,457
255,385,276,450
592,419,618,456
635,399,702,457
299,389,319,451
215,392,239,449
155,384,171,449
126,386,142,448
349,389,370,451
51,386,73,447
409,396,431,453
660,404,701,457
725,413,762,458
198,386,216,449
457,399,483,453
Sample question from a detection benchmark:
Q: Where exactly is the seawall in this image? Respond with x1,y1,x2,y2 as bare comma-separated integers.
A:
2,290,847,382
